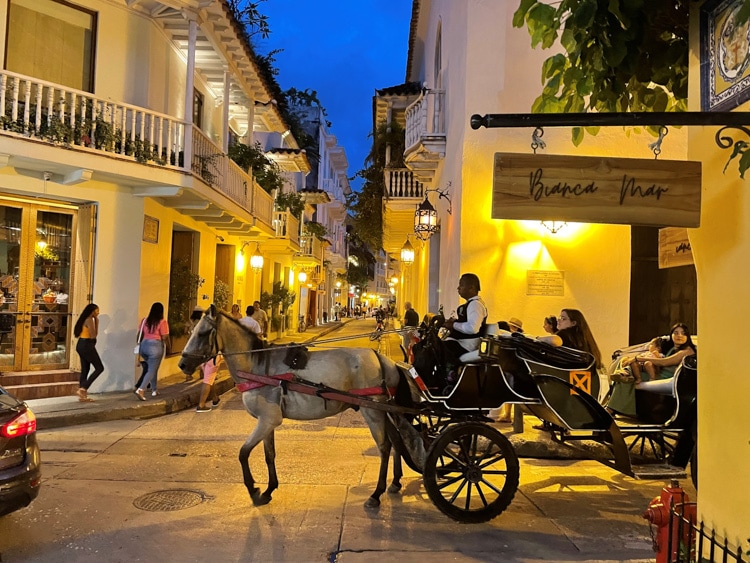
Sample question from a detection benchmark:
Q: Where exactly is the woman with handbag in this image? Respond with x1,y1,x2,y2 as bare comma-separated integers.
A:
74,303,104,402
135,302,169,401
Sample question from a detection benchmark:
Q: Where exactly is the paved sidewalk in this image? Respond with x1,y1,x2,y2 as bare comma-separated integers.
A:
27,318,351,430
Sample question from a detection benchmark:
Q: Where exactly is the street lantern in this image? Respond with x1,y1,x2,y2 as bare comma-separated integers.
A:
298,271,307,283
400,239,415,266
249,243,264,273
414,196,438,240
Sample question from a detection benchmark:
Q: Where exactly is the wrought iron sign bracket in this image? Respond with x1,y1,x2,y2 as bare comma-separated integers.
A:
470,111,750,155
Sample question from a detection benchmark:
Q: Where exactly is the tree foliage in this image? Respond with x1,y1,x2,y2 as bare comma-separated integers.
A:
275,191,304,219
348,121,407,250
345,229,375,292
226,0,271,39
513,0,690,144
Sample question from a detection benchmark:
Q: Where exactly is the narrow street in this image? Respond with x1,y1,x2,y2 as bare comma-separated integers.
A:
0,319,672,562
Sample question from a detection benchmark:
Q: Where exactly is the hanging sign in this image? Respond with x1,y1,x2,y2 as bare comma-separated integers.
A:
658,227,694,269
493,153,701,227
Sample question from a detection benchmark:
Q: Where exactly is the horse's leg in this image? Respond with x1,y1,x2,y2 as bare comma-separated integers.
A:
259,430,279,504
388,450,403,494
361,409,393,508
238,416,280,506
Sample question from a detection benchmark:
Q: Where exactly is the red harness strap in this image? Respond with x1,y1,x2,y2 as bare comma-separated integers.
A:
234,370,395,397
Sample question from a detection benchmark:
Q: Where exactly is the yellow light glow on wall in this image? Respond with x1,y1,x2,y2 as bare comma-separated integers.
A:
235,250,246,273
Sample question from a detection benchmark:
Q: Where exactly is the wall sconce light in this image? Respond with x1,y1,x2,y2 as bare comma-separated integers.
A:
390,276,398,285
540,221,567,234
400,238,415,266
240,241,250,255
414,196,438,241
298,271,307,283
249,243,263,273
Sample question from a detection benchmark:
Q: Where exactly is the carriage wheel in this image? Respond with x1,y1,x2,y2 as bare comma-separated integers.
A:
423,422,519,523
624,431,680,463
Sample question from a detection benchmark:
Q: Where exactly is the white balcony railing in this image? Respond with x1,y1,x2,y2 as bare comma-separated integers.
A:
251,180,274,229
299,236,324,262
384,168,424,199
405,89,445,153
273,211,300,247
0,70,185,168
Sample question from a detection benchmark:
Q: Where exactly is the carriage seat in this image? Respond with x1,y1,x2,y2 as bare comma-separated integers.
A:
457,322,510,364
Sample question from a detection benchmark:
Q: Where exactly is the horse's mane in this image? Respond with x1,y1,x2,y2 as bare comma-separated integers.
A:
216,310,265,351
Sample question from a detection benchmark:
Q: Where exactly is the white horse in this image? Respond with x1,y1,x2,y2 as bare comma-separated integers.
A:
178,305,414,508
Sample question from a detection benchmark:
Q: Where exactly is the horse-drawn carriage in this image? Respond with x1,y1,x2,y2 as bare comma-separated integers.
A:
178,306,697,524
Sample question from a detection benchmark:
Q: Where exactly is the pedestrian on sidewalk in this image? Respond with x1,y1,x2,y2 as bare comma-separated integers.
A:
402,302,420,350
196,353,222,412
251,300,268,340
73,303,103,402
240,305,263,335
135,302,169,401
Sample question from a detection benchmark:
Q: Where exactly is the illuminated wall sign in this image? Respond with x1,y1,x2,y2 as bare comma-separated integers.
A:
493,153,701,227
658,227,694,269
527,270,564,296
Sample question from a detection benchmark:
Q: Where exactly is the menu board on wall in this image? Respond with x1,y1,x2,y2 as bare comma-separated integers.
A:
527,270,565,296
658,227,694,269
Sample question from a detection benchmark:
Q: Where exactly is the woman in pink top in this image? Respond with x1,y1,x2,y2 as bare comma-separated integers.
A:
135,302,170,401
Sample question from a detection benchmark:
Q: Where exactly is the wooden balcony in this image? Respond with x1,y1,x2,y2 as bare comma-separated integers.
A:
404,89,446,183
295,236,324,268
382,168,425,256
0,69,273,236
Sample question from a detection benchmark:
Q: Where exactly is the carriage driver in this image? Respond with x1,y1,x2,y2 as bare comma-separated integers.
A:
443,273,488,371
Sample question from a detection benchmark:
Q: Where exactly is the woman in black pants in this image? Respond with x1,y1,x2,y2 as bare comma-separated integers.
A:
73,303,104,402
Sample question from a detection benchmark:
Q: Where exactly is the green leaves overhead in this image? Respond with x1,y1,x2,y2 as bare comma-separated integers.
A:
513,0,690,145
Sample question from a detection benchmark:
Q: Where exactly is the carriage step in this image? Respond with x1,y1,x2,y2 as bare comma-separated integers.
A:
631,464,687,480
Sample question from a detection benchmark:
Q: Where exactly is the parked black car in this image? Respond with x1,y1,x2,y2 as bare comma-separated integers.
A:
0,385,41,516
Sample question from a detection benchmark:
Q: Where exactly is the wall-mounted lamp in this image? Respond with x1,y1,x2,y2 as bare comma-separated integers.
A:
414,197,438,241
414,182,452,241
249,243,263,273
240,241,251,255
400,238,415,266
298,271,307,283
541,221,567,234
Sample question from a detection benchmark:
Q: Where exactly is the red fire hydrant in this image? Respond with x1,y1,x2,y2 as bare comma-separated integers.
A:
642,479,697,563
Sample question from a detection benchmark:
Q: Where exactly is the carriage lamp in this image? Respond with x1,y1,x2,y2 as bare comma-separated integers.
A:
249,243,264,273
414,196,438,240
400,239,415,266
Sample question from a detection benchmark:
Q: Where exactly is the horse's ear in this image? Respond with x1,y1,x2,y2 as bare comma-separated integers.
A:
208,304,217,317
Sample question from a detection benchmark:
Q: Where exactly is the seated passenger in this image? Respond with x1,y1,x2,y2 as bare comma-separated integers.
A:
443,273,488,370
543,315,558,334
536,309,602,371
607,322,696,416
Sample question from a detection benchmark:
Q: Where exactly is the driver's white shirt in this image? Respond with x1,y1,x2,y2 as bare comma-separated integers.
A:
446,296,488,352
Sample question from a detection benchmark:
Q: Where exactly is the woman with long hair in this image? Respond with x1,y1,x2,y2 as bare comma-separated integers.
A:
135,302,170,401
73,303,103,402
607,322,696,416
556,308,602,369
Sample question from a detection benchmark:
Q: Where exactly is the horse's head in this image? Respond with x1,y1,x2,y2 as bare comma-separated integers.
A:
178,305,218,375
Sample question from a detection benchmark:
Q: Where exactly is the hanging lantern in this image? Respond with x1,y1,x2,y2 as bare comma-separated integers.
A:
400,239,415,266
298,271,307,283
249,243,264,273
414,196,438,240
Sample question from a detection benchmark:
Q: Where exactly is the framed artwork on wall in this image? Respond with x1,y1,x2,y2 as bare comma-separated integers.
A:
143,215,159,244
701,0,750,111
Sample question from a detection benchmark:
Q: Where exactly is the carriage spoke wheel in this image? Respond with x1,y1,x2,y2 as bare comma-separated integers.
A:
423,422,519,523
624,431,679,463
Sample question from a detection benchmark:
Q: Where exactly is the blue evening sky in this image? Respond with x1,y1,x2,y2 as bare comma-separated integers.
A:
258,0,413,190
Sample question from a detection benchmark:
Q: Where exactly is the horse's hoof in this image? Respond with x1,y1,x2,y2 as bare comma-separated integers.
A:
252,493,272,506
364,497,381,509
387,483,402,495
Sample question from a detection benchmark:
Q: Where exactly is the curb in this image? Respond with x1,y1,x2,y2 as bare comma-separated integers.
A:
35,377,235,430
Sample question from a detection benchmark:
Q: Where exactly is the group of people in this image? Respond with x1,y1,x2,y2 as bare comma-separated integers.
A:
420,272,694,420
72,299,270,411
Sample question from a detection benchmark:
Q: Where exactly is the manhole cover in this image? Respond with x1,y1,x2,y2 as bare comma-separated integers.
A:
133,489,207,512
